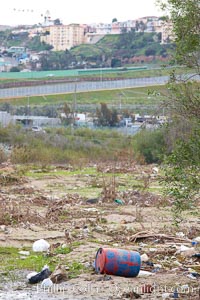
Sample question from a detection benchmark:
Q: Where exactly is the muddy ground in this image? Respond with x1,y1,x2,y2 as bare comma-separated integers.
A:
0,163,200,299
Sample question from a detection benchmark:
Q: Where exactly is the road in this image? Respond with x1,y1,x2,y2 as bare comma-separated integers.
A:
0,76,169,99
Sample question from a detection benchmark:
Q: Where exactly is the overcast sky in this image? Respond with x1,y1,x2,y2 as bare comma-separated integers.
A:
0,0,163,26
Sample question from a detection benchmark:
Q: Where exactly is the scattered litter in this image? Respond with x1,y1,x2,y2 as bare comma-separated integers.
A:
121,290,141,298
145,261,154,267
50,264,68,283
83,208,98,212
28,265,51,284
173,288,179,298
176,232,185,238
114,199,124,205
18,250,30,256
96,274,112,281
32,239,50,252
187,274,197,280
130,231,191,243
140,253,149,262
162,293,171,299
0,225,6,232
86,198,99,204
137,270,154,277
193,236,200,243
27,271,37,280
41,278,53,288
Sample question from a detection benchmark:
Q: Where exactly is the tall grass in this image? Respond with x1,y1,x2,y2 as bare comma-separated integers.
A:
0,125,167,166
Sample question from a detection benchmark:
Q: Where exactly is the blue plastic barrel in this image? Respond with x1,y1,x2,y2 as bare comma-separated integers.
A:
95,247,141,277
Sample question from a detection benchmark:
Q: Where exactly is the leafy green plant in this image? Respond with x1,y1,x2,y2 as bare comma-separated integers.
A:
133,127,167,163
54,246,72,255
161,135,200,226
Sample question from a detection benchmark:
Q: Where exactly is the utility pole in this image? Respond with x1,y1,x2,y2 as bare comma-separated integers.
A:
26,94,30,128
72,81,77,125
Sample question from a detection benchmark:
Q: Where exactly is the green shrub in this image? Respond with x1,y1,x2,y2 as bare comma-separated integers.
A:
133,128,167,163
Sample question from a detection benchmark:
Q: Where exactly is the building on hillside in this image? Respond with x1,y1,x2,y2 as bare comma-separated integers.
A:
161,21,174,43
40,24,85,50
7,46,26,55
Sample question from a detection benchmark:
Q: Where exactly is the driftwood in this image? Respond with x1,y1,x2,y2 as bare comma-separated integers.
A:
129,231,192,243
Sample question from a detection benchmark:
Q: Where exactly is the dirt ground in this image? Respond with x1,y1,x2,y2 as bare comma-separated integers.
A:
0,164,200,299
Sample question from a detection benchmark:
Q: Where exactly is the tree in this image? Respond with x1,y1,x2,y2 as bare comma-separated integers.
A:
10,66,20,72
95,103,119,127
61,103,74,125
54,18,62,25
145,47,156,56
158,0,200,225
158,0,200,68
112,18,118,23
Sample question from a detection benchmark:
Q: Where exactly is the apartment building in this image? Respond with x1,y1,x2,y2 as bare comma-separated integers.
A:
39,17,173,50
41,24,85,51
161,21,174,44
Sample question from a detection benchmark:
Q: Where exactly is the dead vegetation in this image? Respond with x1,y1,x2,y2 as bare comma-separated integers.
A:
0,161,200,299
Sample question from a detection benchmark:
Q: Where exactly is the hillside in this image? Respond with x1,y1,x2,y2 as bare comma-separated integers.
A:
0,28,173,70
70,32,173,67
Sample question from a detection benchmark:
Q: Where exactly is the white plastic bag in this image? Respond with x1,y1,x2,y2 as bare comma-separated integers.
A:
32,239,50,252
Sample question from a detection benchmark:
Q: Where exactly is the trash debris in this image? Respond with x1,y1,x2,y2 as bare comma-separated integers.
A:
114,199,124,205
0,225,6,232
18,250,30,256
145,261,154,267
177,245,196,257
191,240,198,247
121,290,141,298
32,239,50,252
96,274,113,281
193,236,200,243
176,232,185,238
26,271,37,280
187,274,197,280
137,270,155,277
41,278,53,288
173,288,179,298
82,225,90,237
130,231,191,243
140,253,149,262
162,293,171,299
192,253,200,258
27,265,51,284
95,247,141,277
86,198,99,204
50,265,68,283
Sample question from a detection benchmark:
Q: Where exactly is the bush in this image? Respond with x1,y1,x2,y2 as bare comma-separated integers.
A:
133,128,167,164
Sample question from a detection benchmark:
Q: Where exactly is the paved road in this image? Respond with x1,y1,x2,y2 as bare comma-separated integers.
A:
0,76,169,99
